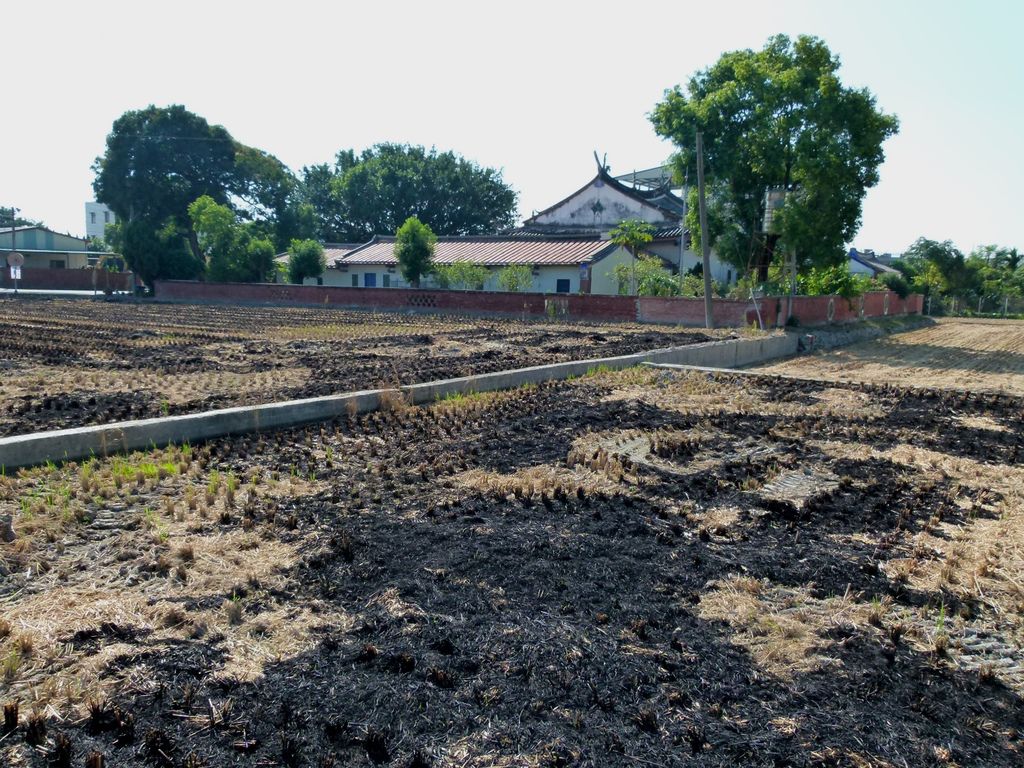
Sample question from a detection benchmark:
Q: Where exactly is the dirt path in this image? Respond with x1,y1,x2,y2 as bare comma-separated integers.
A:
757,319,1024,395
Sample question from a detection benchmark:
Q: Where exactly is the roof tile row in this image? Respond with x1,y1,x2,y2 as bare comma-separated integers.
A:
328,236,618,268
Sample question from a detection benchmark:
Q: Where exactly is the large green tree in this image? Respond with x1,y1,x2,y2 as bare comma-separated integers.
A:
651,34,899,280
330,144,517,241
93,106,236,257
93,105,308,280
297,163,348,242
232,144,313,250
104,218,203,287
899,238,975,296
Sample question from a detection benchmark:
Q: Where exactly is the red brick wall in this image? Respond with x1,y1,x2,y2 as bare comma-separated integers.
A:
153,280,921,327
1,268,133,292
776,292,921,326
637,296,762,327
154,281,639,322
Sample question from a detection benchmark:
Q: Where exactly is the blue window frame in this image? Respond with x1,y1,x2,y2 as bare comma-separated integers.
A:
364,273,377,288
556,278,571,293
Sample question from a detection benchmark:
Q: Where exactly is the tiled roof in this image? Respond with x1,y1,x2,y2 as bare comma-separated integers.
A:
850,252,900,275
275,243,364,265
322,243,364,267
506,224,686,241
335,236,619,268
523,166,686,226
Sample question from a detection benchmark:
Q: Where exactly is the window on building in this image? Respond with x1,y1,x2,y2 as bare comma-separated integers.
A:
383,274,390,288
90,212,96,224
556,278,571,293
104,211,110,223
351,274,359,288
364,273,377,288
316,277,323,286
727,269,732,283
50,260,66,269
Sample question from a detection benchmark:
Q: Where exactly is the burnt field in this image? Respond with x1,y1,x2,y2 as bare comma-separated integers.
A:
2,368,1023,767
0,299,716,436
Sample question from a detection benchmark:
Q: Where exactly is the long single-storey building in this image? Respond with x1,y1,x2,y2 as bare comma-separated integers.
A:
309,235,633,294
0,226,98,270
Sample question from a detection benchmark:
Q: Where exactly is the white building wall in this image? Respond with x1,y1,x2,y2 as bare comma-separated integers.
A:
85,202,116,241
309,263,598,295
590,247,635,295
533,179,672,231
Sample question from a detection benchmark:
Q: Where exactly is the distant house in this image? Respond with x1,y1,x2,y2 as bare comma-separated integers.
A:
0,226,100,270
514,158,737,285
848,248,899,278
312,235,631,294
85,202,116,241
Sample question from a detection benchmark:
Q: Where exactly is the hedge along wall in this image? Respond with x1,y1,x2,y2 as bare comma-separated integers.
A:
0,268,134,292
152,280,920,327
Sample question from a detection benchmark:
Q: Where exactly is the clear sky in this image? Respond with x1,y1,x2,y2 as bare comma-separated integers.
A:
4,0,1022,255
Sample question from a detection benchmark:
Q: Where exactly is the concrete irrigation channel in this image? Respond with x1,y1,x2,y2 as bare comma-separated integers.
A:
0,334,798,470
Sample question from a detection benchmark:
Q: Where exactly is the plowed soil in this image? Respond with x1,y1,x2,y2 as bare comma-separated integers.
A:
2,368,1022,767
759,319,1024,395
0,298,717,436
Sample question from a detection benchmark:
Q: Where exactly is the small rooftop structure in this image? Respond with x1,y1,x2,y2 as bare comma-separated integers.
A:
849,248,900,277
514,155,686,238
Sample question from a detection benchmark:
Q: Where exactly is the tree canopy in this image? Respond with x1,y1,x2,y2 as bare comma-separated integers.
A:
394,217,436,288
0,207,43,228
895,238,1024,314
93,105,237,233
287,239,326,284
188,196,276,283
92,105,309,283
328,144,518,242
651,34,899,279
104,218,203,287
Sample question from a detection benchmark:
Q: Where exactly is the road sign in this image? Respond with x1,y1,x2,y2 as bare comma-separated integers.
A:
9,265,21,280
6,251,24,267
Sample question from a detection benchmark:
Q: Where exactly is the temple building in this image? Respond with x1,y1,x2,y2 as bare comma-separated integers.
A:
297,156,737,293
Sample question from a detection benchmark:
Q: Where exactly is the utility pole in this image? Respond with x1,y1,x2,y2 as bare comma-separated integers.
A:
696,131,713,329
7,207,17,295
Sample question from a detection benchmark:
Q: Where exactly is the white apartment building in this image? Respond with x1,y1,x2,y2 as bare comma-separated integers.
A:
85,202,116,241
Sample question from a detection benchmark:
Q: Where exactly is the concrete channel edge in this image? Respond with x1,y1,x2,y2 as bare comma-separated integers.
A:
0,334,798,470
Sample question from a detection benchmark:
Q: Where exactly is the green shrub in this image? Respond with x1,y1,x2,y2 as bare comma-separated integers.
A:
287,239,326,284
799,264,872,299
496,264,533,292
433,261,490,290
879,272,910,298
